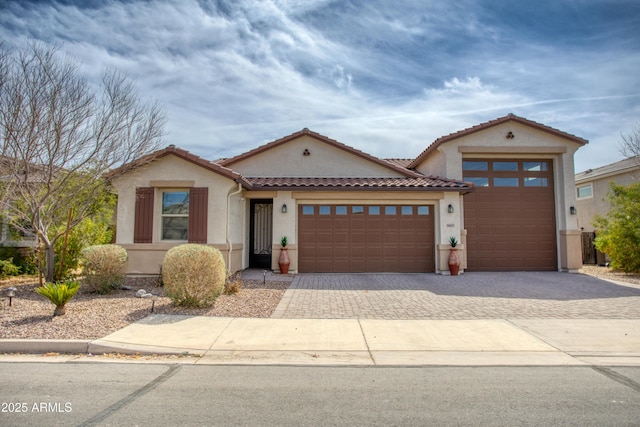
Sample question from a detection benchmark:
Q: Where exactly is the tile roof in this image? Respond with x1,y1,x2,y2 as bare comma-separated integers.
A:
408,113,589,169
384,158,414,168
575,156,640,183
107,145,253,188
244,176,474,192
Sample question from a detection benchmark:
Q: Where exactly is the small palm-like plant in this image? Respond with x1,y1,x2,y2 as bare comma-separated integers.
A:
449,236,459,248
281,236,288,247
35,281,80,316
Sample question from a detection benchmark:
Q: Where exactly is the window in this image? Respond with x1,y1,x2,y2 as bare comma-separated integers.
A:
417,206,430,215
401,206,413,215
319,205,331,215
463,161,488,171
385,206,397,215
524,161,548,172
368,206,380,215
352,206,364,214
464,177,489,187
577,184,593,199
162,191,189,240
493,161,518,171
524,177,548,187
494,177,519,187
302,205,314,215
336,206,347,215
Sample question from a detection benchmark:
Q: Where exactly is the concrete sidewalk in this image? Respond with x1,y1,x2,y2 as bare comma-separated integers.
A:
3,316,635,366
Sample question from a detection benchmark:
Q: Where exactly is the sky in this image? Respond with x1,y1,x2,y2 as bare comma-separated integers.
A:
1,0,639,173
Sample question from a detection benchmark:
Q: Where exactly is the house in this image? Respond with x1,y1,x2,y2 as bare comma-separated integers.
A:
111,113,587,275
575,156,640,264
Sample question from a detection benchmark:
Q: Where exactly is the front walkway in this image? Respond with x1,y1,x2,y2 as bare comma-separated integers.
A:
270,272,640,319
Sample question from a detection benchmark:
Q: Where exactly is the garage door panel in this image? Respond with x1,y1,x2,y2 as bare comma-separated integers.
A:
299,204,434,272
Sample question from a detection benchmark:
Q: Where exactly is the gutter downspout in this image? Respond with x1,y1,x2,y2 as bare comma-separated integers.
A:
226,182,243,270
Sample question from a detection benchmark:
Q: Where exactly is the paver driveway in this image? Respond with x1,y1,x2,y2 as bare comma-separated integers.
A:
270,272,640,319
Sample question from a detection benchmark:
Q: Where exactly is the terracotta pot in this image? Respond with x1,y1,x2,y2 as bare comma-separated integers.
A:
448,248,460,276
278,248,290,274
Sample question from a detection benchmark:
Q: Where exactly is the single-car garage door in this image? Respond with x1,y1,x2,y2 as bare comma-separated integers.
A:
299,204,435,272
463,159,557,271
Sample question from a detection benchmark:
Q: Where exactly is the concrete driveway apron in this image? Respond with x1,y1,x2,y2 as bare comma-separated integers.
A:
271,272,640,319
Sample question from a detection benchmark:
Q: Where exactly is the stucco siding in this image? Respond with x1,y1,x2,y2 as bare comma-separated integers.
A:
228,135,404,178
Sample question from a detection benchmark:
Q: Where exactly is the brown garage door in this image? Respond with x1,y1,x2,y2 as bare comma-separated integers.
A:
299,204,435,273
463,159,556,271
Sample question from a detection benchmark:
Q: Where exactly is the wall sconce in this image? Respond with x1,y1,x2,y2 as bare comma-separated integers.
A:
448,204,454,214
570,206,577,215
281,204,288,213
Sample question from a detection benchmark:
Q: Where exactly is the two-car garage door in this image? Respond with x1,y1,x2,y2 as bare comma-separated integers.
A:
298,204,435,273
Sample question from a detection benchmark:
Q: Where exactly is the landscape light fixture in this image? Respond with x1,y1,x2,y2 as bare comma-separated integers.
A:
6,287,16,307
281,204,287,213
448,204,454,214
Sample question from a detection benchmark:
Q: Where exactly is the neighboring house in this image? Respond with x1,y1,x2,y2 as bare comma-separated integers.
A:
575,156,640,264
111,113,587,275
575,156,640,232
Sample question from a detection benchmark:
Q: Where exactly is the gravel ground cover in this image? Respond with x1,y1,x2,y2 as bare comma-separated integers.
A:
0,276,288,340
1,266,639,340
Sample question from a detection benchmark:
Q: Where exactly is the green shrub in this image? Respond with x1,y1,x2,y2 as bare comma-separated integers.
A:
0,247,36,275
35,280,80,316
162,244,226,307
0,257,21,278
53,216,114,281
80,244,128,294
594,182,640,273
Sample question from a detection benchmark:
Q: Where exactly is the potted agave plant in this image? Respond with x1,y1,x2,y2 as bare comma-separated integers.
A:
448,236,460,276
278,236,290,274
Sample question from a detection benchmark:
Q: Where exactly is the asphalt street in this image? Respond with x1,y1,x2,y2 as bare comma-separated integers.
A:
1,363,639,426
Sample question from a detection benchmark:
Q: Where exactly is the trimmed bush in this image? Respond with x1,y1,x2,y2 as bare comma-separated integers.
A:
81,244,128,294
162,244,226,307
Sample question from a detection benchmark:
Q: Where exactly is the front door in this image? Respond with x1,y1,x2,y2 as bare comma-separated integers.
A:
249,199,273,269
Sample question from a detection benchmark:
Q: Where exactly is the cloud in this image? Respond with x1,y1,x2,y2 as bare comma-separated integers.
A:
0,0,639,171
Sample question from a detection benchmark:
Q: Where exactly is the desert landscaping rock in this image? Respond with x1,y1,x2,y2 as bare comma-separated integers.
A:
0,277,287,340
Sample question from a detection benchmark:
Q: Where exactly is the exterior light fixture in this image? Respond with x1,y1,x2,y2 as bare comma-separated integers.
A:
570,206,577,215
448,204,454,214
5,287,17,307
281,204,288,213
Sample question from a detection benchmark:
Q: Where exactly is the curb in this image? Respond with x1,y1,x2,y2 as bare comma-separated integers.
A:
0,339,91,354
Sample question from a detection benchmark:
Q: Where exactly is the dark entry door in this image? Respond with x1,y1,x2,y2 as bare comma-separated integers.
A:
249,199,273,269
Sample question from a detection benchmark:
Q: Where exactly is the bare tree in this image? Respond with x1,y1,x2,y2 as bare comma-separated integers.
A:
0,42,165,282
620,123,640,161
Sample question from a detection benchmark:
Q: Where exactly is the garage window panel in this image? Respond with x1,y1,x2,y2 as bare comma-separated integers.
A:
465,177,489,187
302,206,314,215
368,206,380,215
493,177,519,187
417,206,430,215
319,205,331,215
463,161,489,171
493,161,519,171
384,206,397,215
401,206,413,215
524,161,548,172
